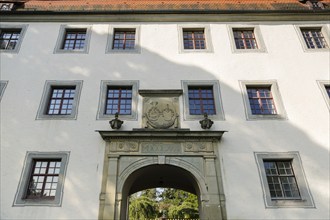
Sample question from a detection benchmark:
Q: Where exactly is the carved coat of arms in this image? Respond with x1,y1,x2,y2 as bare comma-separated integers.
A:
143,98,179,129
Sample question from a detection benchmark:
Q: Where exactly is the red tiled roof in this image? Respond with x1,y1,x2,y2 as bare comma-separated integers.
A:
5,0,330,12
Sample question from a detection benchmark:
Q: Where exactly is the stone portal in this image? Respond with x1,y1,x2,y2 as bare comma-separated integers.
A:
97,130,226,220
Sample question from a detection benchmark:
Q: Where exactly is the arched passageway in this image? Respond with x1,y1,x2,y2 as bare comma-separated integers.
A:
122,164,201,219
97,129,226,220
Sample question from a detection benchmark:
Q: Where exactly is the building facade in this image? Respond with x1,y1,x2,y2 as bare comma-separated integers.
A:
1,0,329,219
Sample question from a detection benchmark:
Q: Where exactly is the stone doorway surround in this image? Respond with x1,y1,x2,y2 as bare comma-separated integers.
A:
96,129,227,220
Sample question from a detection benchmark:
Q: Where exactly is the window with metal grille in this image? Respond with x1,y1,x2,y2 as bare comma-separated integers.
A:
264,160,301,199
188,86,216,115
301,28,328,49
47,87,75,115
247,87,277,115
112,29,136,50
26,159,61,199
183,29,206,49
105,86,132,115
62,29,86,50
0,29,21,50
233,29,258,49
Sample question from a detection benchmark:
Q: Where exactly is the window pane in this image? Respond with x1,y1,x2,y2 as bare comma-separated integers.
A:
27,159,61,199
188,86,216,115
264,160,300,199
247,86,277,115
233,29,258,49
112,30,136,50
47,87,76,115
62,29,87,50
0,29,21,50
183,29,206,50
301,28,328,49
105,86,132,115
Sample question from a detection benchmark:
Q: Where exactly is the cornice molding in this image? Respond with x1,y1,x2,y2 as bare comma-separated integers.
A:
96,129,227,141
1,11,330,22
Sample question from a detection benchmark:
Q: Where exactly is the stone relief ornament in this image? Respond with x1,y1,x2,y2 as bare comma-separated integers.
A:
143,98,179,129
110,142,139,152
184,142,213,152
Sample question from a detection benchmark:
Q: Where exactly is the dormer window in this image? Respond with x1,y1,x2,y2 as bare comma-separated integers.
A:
0,3,14,11
299,0,325,9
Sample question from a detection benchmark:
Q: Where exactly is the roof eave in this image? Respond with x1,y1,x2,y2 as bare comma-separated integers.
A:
1,9,329,22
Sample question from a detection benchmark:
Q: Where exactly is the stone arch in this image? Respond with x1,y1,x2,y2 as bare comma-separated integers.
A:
117,157,209,220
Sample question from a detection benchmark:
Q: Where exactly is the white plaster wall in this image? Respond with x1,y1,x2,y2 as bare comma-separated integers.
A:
1,21,329,219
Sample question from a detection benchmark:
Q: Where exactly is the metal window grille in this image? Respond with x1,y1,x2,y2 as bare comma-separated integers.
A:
105,86,132,115
62,29,86,50
188,86,216,115
113,30,136,50
264,160,301,199
183,29,206,49
301,28,328,49
247,87,277,115
26,159,61,199
0,29,20,50
47,87,75,115
233,29,258,49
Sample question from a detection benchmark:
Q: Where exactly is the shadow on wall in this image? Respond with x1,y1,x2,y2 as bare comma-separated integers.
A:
1,25,329,220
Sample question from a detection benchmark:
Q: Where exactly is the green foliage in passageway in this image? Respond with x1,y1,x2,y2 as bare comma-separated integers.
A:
129,188,199,219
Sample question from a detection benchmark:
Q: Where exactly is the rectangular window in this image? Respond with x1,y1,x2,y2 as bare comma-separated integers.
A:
255,152,315,208
233,29,258,49
240,81,286,120
26,159,61,200
112,29,136,50
0,29,21,50
301,28,328,49
97,81,138,120
54,26,91,54
47,87,75,115
247,87,277,115
62,29,86,50
188,86,216,115
36,81,82,120
13,152,69,206
105,86,132,115
264,160,300,199
183,29,206,50
182,81,224,120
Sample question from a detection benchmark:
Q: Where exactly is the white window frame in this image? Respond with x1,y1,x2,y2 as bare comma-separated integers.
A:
36,80,83,120
182,80,225,121
54,25,92,54
97,80,139,120
317,80,330,110
295,25,330,52
0,80,8,100
0,24,28,53
228,25,267,53
13,151,70,206
178,24,213,53
239,80,287,120
254,152,315,208
106,25,141,54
